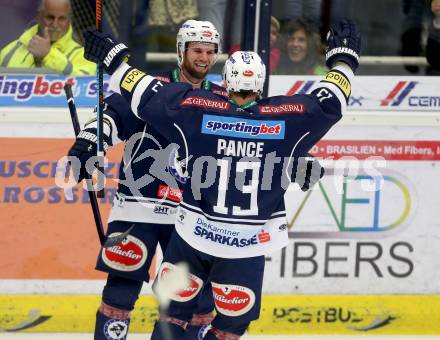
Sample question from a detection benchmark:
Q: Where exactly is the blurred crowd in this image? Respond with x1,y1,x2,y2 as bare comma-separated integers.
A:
0,0,439,75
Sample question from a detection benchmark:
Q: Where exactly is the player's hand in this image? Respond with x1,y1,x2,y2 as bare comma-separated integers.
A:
67,128,110,182
325,19,361,72
295,155,325,192
83,29,130,74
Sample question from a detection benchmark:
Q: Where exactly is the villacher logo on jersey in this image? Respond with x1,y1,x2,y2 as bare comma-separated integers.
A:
202,114,285,139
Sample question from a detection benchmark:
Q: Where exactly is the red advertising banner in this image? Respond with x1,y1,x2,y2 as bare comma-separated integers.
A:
311,140,440,160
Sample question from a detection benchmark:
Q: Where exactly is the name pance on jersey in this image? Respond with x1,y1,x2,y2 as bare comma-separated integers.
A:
217,138,264,157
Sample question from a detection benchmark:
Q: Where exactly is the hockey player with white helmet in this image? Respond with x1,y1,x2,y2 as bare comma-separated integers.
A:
223,51,266,97
81,17,361,339
176,20,221,68
67,19,225,340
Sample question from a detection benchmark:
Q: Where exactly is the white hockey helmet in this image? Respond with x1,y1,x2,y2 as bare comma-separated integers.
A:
223,51,266,97
176,20,221,67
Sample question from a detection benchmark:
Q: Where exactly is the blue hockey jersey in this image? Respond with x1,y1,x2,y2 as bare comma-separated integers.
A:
110,63,353,257
85,69,227,225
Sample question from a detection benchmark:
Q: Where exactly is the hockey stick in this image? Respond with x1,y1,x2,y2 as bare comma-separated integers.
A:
63,84,134,248
95,0,105,198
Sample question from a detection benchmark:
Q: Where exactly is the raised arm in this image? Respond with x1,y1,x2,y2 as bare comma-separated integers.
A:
314,18,361,117
285,19,361,186
298,19,361,143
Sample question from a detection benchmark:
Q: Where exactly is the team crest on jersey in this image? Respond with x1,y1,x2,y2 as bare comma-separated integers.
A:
181,96,230,110
202,114,285,139
103,319,128,340
211,282,256,316
158,262,203,302
259,103,305,114
102,234,147,271
168,147,189,184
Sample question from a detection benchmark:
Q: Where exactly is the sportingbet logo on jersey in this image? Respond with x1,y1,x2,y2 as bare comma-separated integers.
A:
202,114,285,139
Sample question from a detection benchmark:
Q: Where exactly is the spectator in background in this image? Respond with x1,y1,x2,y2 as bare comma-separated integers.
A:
145,0,199,62
229,16,282,74
0,0,95,75
427,0,440,72
400,0,431,73
276,18,326,75
198,0,227,48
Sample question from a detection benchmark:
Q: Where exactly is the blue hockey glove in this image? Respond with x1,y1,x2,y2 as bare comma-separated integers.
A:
83,30,130,74
67,128,110,182
325,19,361,72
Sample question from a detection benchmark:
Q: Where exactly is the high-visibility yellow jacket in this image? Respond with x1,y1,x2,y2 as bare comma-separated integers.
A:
0,24,96,76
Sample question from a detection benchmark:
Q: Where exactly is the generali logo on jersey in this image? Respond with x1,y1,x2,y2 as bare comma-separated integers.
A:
181,96,230,110
211,282,256,316
102,234,147,271
259,103,305,114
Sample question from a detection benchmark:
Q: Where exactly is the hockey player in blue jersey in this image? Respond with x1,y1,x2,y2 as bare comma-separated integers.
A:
68,20,228,340
68,20,324,340
81,17,360,339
